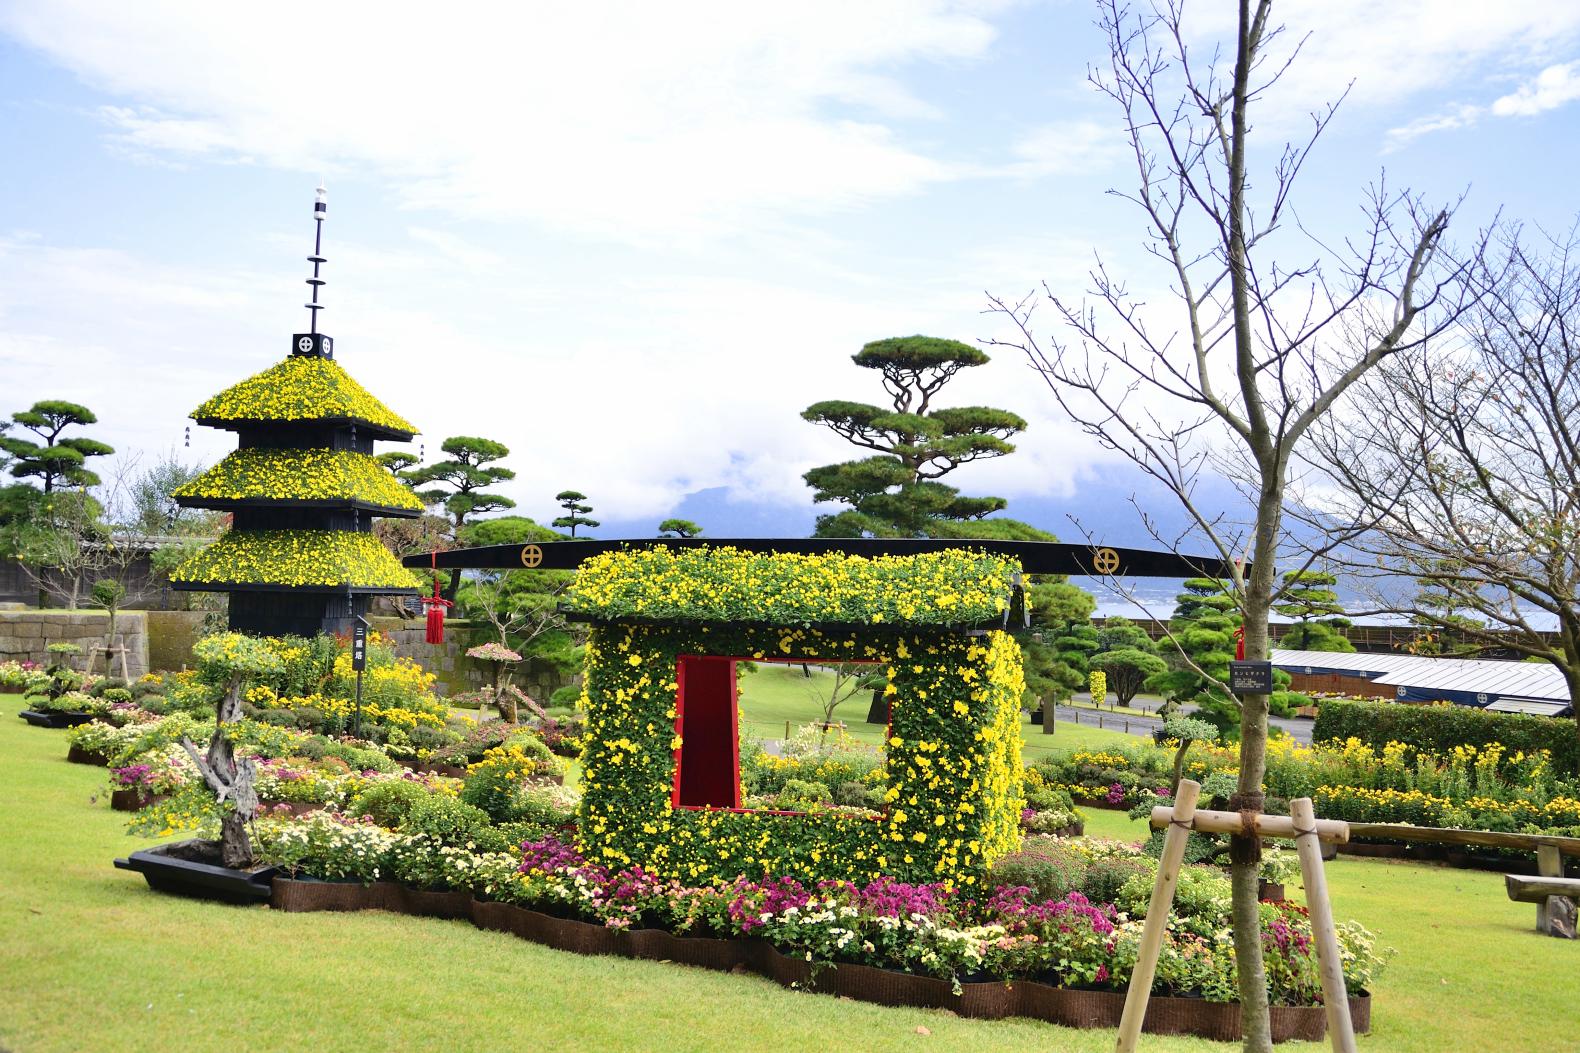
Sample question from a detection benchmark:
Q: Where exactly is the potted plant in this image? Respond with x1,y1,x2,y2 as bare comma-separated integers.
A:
114,633,284,902
18,643,94,727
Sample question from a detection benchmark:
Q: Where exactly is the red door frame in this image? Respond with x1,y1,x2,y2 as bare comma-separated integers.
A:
669,655,888,820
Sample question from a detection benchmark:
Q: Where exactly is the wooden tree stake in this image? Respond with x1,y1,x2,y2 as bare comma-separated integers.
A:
1291,796,1356,1053
1115,778,1200,1053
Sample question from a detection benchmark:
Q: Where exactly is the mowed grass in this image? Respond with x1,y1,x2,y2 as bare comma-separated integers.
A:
2,699,1573,1053
737,662,1141,763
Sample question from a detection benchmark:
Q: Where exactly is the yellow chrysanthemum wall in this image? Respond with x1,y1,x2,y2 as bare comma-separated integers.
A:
174,448,423,511
172,530,423,590
191,356,417,435
576,617,1027,888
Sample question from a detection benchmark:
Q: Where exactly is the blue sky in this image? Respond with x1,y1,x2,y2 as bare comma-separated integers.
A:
2,0,1579,573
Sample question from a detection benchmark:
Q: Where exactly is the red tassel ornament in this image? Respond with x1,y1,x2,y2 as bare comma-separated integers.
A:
422,552,453,644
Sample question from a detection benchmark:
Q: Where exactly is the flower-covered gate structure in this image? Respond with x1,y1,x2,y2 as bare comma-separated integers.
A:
409,538,1243,888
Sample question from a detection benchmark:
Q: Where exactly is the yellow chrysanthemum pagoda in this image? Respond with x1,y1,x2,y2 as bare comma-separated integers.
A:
171,187,422,636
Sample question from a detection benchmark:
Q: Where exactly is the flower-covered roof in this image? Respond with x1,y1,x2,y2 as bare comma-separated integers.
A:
191,355,417,437
173,448,423,514
171,529,422,592
566,545,1019,627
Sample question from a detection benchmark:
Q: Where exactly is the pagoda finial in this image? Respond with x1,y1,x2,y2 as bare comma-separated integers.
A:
293,183,334,359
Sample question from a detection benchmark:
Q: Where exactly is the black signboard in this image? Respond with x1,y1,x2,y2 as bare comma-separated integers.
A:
351,623,368,672
1228,660,1273,695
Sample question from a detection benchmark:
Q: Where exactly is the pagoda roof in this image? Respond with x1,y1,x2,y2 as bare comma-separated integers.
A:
191,355,417,439
171,529,423,594
173,448,423,516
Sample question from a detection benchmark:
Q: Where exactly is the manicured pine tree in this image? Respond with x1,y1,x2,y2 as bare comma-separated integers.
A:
552,490,598,537
403,437,517,599
1,400,114,494
658,518,703,538
802,335,1041,539
1273,569,1353,652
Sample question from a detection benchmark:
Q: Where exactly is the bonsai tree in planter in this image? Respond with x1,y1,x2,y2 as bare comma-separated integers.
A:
26,642,85,711
466,641,544,722
180,632,283,868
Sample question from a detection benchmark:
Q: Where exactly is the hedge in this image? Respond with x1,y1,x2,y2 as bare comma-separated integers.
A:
1313,697,1578,775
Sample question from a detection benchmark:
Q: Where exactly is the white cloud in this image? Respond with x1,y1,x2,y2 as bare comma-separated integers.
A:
1385,60,1580,150
3,1,1000,240
1004,119,1125,178
1490,60,1580,117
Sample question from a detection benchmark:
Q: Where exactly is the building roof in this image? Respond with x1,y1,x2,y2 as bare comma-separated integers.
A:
1484,697,1572,717
1272,648,1570,704
1270,649,1402,677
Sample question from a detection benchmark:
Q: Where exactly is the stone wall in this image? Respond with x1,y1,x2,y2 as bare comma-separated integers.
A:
370,616,576,703
145,610,209,672
0,610,149,678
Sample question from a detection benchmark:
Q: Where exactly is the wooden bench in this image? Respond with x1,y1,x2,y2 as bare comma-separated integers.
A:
1340,824,1580,940
1506,845,1579,939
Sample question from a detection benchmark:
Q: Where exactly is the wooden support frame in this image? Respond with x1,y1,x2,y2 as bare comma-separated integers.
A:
1119,781,1356,1053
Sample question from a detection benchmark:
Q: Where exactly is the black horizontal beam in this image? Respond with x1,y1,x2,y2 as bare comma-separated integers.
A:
400,537,1244,580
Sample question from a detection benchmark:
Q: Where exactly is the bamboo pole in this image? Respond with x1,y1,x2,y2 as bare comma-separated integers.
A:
1149,806,1349,844
1291,797,1356,1053
1115,778,1201,1053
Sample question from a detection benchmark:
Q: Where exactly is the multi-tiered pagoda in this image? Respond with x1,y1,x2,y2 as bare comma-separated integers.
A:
170,187,423,637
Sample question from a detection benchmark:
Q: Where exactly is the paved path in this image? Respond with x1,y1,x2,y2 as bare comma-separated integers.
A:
1049,702,1314,745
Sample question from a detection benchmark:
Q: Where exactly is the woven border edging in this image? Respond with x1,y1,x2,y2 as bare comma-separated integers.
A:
268,878,1369,1042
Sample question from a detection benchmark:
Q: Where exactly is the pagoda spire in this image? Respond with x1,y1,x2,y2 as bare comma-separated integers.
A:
295,184,334,359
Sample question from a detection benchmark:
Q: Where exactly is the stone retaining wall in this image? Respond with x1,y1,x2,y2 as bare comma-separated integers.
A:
0,610,149,678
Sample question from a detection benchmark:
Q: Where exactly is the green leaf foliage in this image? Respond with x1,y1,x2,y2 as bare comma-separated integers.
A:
1,400,113,492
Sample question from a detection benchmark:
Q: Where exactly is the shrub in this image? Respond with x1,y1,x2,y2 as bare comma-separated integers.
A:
1080,855,1157,904
988,842,1088,901
352,779,436,827
402,794,491,844
1314,697,1578,774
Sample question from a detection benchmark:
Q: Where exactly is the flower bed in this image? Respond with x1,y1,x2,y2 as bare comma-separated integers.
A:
1038,735,1580,842
260,882,1369,1042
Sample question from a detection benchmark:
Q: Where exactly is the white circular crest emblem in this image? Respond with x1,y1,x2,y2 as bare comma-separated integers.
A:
298,336,314,352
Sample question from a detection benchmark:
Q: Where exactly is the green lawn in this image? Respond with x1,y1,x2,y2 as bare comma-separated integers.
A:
2,701,1572,1053
738,662,1142,763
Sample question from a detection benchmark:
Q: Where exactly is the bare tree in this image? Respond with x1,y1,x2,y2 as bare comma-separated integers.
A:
985,2,1472,1046
1311,224,1580,738
809,663,882,743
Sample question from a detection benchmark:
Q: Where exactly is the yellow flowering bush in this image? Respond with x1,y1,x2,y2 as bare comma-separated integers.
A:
173,448,423,511
567,546,1018,626
1089,669,1107,703
577,621,1026,889
172,530,422,589
191,355,416,434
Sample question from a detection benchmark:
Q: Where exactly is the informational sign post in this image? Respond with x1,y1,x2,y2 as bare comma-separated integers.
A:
351,619,368,737
1227,660,1273,695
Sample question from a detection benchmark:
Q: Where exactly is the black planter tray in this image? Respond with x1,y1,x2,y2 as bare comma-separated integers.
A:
114,839,277,905
19,709,94,728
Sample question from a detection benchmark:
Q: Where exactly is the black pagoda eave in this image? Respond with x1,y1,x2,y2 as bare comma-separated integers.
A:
170,581,419,595
401,537,1248,580
191,415,415,442
172,495,423,518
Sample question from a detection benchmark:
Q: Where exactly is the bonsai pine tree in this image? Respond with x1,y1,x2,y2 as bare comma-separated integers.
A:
403,436,517,599
1274,569,1353,652
376,451,421,476
658,518,703,538
552,490,598,537
181,633,283,868
0,400,114,494
801,335,1038,539
1092,616,1168,708
1151,577,1240,732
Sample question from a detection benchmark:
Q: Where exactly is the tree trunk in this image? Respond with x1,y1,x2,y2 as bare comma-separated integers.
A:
181,674,259,870
1230,479,1281,1053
